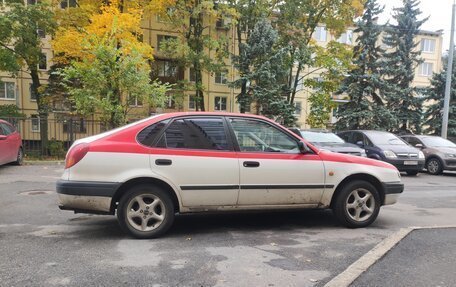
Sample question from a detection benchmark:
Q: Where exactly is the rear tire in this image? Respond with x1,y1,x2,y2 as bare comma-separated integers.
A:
13,147,23,166
117,184,174,239
426,158,443,175
333,180,381,228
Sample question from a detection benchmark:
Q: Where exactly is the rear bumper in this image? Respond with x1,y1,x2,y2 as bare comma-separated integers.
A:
56,180,119,214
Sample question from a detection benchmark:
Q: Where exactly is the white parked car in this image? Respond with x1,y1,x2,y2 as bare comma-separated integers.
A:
57,113,403,238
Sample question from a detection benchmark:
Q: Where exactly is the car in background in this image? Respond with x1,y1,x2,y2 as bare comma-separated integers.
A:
57,112,403,238
289,128,366,157
400,135,456,175
338,130,425,176
0,119,23,166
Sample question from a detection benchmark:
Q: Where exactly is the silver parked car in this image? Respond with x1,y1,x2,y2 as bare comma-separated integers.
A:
400,135,456,175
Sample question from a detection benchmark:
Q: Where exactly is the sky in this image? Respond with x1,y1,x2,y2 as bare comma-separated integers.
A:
378,0,454,52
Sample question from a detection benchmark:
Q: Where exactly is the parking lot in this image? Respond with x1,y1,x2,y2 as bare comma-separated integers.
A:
1,164,455,287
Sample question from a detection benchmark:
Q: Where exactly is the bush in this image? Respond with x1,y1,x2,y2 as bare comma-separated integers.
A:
48,139,65,158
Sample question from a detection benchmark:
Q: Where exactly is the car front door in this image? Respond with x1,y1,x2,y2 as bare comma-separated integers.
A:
145,116,240,207
229,118,326,206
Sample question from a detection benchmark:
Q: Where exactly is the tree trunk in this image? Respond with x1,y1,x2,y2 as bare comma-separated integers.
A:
30,68,49,156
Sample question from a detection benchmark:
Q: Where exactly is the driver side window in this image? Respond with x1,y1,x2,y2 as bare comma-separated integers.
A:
230,118,298,153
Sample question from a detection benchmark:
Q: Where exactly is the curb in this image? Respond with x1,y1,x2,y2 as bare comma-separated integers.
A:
324,225,456,287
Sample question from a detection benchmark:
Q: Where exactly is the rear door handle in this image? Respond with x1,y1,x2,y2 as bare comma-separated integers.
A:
243,161,260,168
155,159,172,166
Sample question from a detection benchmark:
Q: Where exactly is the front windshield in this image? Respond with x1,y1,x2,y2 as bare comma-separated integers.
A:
300,131,345,143
421,137,456,148
365,131,407,146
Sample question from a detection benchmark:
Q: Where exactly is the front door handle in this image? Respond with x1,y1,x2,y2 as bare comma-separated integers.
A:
155,159,172,166
243,161,260,168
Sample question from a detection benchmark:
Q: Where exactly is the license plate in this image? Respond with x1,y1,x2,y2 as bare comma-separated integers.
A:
404,161,418,165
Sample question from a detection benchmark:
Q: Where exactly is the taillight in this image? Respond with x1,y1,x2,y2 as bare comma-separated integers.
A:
65,143,90,169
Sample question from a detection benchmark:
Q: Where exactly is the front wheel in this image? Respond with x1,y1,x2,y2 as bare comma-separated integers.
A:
333,180,381,228
426,158,443,175
117,184,175,239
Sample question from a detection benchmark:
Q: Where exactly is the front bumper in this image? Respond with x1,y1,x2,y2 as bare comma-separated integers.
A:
382,182,404,205
443,159,456,171
384,158,425,171
56,180,119,214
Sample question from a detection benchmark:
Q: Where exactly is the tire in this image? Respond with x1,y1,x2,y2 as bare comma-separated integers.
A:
406,170,419,176
117,184,175,239
333,180,381,228
426,158,443,175
13,147,23,166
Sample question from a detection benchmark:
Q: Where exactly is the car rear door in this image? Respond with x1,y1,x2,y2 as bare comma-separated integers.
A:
145,116,240,207
228,117,326,206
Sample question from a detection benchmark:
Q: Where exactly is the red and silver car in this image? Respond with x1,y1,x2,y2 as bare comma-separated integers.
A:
57,113,404,238
0,119,23,166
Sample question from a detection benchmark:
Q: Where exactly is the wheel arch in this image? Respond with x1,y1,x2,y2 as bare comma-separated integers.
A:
110,177,181,213
330,173,385,207
425,155,443,166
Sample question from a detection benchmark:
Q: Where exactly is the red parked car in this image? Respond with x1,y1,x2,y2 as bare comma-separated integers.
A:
0,119,23,166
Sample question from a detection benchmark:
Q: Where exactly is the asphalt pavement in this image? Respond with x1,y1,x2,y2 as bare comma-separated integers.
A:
0,164,455,287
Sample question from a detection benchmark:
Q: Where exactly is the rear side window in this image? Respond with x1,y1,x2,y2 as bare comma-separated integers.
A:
0,123,13,135
137,120,169,147
157,117,229,151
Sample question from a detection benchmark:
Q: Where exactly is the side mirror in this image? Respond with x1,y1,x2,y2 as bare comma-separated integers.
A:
298,141,311,154
356,141,364,147
0,135,7,141
415,143,423,149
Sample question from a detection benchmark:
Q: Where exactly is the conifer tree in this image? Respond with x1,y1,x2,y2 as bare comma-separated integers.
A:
336,0,395,131
382,0,428,133
423,54,456,137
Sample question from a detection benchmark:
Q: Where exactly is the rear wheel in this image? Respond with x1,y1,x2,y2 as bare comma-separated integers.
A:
333,180,381,228
117,184,174,239
13,147,23,166
426,158,443,175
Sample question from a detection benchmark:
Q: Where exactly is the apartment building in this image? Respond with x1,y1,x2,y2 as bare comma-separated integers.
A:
0,9,444,138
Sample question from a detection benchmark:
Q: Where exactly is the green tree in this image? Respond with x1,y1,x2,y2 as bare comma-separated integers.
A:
382,0,428,133
59,38,170,129
336,0,396,131
153,0,235,111
423,54,456,137
0,0,57,153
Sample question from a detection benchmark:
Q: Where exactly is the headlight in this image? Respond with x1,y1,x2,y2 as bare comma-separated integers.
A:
360,150,367,157
383,150,397,159
445,153,456,158
418,151,425,159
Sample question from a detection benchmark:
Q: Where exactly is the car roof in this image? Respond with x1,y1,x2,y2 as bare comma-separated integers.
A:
155,112,270,121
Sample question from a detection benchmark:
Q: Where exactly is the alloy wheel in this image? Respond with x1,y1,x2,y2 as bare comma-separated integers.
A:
345,188,375,222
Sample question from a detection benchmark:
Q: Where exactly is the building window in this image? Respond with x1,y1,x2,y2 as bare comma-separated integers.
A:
29,84,37,101
31,115,40,132
421,38,436,53
189,67,196,82
188,95,196,110
63,118,87,133
37,28,46,38
38,53,47,70
157,35,177,51
0,81,15,100
60,0,77,9
294,102,302,115
128,95,143,107
291,76,304,91
214,96,227,111
420,62,433,77
215,70,228,84
155,60,176,77
337,30,353,45
314,26,327,42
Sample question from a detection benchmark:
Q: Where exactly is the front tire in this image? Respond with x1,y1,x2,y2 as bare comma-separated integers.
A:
117,184,175,239
426,158,443,175
333,180,381,228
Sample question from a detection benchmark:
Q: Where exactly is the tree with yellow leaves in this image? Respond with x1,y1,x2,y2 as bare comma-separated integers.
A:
52,0,170,128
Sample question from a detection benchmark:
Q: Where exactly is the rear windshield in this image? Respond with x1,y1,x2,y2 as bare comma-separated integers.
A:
365,131,407,146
